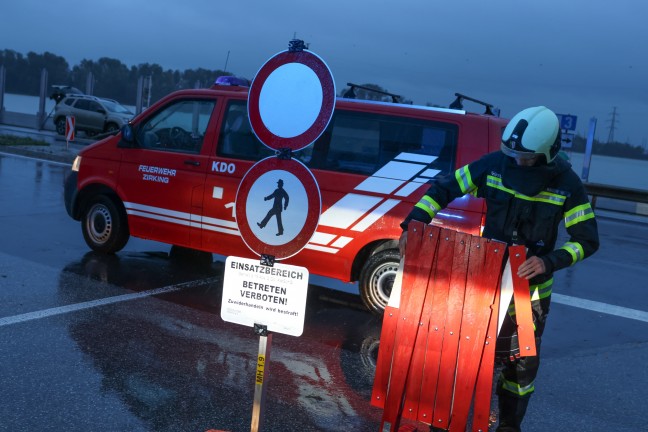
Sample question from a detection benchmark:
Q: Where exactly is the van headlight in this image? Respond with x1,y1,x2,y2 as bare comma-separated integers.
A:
72,156,82,172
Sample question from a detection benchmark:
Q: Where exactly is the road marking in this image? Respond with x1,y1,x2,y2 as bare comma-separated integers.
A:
0,277,220,327
552,293,648,323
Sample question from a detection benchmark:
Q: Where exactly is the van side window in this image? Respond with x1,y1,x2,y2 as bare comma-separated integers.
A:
216,101,457,177
324,115,380,174
217,100,314,164
136,99,215,154
315,111,457,176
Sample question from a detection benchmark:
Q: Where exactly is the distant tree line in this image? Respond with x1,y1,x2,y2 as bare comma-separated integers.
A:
2,49,644,158
0,49,232,106
569,134,647,160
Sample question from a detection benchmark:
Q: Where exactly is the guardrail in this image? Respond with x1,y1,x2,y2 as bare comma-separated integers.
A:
585,182,648,218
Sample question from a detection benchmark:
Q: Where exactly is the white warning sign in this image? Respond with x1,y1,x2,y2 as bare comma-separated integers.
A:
221,256,309,336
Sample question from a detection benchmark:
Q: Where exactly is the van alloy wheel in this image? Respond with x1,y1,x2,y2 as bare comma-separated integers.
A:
359,249,400,314
81,195,129,253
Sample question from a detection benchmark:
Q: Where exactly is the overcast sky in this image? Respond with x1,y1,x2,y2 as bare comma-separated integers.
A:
2,0,646,146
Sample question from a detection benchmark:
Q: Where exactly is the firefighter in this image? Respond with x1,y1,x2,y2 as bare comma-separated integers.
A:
399,106,600,432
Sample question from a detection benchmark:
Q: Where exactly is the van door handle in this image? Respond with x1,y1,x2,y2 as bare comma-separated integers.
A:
184,160,200,166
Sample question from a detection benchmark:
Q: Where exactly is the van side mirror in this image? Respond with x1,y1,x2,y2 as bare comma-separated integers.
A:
118,124,135,148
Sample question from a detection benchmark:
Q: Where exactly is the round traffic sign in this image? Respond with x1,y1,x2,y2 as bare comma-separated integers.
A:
235,156,321,260
248,49,335,152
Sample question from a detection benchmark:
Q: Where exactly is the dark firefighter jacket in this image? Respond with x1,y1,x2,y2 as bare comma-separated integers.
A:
401,151,600,282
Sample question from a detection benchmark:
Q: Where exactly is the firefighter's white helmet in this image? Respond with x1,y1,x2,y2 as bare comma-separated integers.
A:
501,106,561,163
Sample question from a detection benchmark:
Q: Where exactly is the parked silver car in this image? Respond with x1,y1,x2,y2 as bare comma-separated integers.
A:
54,94,133,137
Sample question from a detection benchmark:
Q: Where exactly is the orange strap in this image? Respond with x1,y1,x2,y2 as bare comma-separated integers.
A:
508,245,537,357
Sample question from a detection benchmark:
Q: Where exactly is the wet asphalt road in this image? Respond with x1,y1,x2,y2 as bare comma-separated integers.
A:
0,152,647,432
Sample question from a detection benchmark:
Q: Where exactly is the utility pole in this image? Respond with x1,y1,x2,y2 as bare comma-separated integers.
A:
606,106,618,143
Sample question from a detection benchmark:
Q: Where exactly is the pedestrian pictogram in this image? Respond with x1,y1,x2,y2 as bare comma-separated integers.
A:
257,178,290,236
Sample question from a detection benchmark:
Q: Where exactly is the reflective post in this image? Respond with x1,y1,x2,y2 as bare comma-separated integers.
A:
38,68,48,129
251,324,272,432
0,65,5,122
582,117,597,182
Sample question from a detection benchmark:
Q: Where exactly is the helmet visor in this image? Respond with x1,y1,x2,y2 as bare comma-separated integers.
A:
501,143,539,160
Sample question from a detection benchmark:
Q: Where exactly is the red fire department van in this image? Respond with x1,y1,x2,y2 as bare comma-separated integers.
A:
63,78,507,314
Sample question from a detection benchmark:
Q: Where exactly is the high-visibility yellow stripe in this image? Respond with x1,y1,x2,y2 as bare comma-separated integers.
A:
455,165,476,194
564,203,595,228
415,195,441,218
507,278,553,318
530,278,553,301
500,374,535,396
560,241,584,264
486,175,566,206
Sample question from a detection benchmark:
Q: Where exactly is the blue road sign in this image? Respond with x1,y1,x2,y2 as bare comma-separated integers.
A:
557,114,578,131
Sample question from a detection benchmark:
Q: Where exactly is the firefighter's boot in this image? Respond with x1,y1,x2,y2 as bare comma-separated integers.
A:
495,392,529,432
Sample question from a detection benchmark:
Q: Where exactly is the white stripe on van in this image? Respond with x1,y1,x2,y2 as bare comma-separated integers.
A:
125,202,191,221
419,168,442,178
310,232,337,246
127,209,195,227
372,160,427,181
318,194,383,229
351,199,400,232
395,152,438,164
355,176,406,194
331,236,354,248
304,244,339,253
395,182,425,197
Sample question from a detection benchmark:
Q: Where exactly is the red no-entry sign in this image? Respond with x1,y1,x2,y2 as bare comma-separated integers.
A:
236,156,321,260
236,43,334,260
248,49,335,151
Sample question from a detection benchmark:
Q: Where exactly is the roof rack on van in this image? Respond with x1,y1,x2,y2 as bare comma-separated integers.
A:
449,93,500,116
343,83,401,104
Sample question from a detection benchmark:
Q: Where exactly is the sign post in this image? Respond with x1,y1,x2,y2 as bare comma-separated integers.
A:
556,113,578,151
216,39,335,432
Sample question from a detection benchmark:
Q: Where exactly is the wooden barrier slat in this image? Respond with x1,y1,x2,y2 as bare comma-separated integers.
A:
416,228,457,424
430,231,471,429
472,285,500,432
450,239,504,431
372,304,399,409
403,225,442,419
380,223,440,432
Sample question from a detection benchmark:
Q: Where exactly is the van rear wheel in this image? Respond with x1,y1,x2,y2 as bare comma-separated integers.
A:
359,249,400,315
81,195,129,253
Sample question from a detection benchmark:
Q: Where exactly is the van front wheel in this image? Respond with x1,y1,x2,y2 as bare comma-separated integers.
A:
81,195,129,253
359,249,400,315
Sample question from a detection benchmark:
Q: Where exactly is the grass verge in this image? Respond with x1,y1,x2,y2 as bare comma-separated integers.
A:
0,134,49,147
